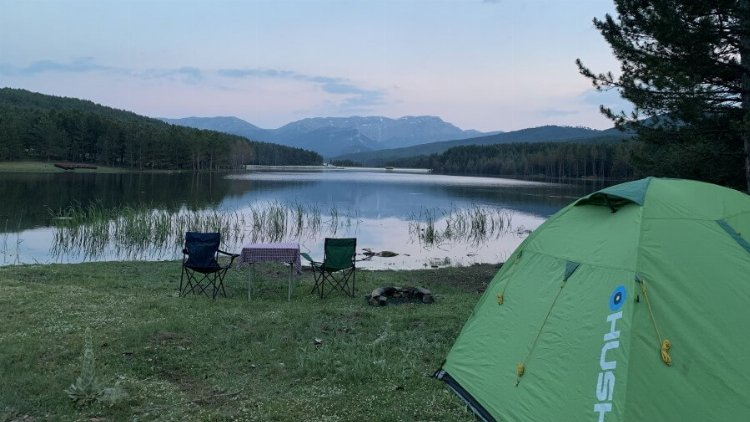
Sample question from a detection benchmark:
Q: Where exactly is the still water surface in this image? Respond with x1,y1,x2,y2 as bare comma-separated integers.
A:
0,169,602,269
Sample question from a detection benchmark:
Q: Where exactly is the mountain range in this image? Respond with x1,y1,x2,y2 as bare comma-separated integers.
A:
161,115,628,162
161,115,496,158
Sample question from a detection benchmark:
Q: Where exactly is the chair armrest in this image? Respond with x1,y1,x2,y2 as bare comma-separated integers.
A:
218,249,240,258
300,252,318,264
218,249,240,266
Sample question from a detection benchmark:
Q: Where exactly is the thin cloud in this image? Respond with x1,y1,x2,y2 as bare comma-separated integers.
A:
0,57,119,76
579,88,634,114
218,68,298,79
142,66,204,85
0,58,387,113
2,58,202,85
219,67,386,112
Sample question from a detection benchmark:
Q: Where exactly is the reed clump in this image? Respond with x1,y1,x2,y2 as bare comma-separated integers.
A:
50,201,513,260
409,205,513,247
50,201,361,260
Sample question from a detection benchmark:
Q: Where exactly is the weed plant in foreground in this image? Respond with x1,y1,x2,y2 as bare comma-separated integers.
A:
0,261,498,421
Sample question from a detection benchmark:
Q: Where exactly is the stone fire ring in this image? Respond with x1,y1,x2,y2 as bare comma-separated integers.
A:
367,286,434,306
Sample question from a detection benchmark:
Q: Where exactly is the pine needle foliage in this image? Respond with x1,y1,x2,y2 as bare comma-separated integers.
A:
577,0,750,190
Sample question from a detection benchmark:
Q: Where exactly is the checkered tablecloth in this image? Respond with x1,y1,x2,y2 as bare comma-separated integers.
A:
239,242,302,275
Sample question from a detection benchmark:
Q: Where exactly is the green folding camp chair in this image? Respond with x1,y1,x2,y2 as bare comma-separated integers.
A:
301,238,357,298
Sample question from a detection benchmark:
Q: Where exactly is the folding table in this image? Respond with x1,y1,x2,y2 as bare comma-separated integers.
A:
239,242,302,300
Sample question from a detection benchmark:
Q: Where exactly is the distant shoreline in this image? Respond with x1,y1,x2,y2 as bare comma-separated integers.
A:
0,161,624,183
245,164,431,174
0,161,433,175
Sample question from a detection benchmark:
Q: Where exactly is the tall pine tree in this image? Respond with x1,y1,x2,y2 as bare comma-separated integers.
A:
577,0,750,190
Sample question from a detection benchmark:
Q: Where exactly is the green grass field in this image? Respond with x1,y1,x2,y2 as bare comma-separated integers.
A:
0,261,498,421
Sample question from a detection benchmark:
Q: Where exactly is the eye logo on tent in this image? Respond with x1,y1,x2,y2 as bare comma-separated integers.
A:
609,285,627,311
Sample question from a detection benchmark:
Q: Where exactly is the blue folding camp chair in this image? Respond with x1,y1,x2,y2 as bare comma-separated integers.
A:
179,232,238,299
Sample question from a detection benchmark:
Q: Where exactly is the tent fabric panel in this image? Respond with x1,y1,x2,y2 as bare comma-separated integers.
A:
498,264,635,422
524,203,641,271
624,218,750,420
641,178,750,220
441,251,567,420
442,254,636,421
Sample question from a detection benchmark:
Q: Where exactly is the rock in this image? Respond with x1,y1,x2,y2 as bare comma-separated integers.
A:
417,287,434,303
362,248,399,258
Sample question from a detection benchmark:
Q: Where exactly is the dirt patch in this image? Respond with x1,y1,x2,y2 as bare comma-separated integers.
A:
151,330,192,346
153,367,205,400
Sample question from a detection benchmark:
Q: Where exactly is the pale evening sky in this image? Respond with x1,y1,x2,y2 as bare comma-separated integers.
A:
0,0,629,132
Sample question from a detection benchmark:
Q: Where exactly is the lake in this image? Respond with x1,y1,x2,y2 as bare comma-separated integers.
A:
0,169,603,269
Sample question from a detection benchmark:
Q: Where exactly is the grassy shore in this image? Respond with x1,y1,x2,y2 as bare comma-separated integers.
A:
0,260,499,421
0,161,131,174
0,161,197,174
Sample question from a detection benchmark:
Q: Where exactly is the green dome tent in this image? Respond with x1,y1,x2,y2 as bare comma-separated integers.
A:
436,177,750,421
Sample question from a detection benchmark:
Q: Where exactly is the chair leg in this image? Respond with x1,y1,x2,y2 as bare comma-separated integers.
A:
179,268,186,296
210,273,219,299
213,269,229,299
181,268,201,297
319,272,336,298
215,276,227,298
315,271,323,298
181,267,230,299
185,275,197,296
319,268,356,298
310,267,357,298
183,271,212,297
310,268,324,296
196,274,211,297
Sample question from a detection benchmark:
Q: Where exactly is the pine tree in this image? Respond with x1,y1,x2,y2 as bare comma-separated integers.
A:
577,0,750,190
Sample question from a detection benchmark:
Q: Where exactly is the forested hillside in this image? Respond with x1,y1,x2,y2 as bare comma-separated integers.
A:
0,88,322,170
334,126,628,166
388,142,636,180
